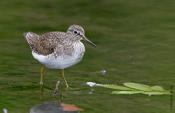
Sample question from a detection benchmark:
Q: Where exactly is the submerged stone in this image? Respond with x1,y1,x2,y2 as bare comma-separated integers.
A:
30,101,82,113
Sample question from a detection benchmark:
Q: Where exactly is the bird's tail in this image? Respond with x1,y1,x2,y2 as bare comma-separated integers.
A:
23,32,39,49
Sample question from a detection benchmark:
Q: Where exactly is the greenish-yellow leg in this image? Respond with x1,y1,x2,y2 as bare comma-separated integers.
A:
61,69,69,88
40,66,44,99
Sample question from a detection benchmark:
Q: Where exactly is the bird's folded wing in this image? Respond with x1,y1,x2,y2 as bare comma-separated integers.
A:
24,32,65,56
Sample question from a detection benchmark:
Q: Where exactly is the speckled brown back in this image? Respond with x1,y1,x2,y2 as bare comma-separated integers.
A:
24,32,66,56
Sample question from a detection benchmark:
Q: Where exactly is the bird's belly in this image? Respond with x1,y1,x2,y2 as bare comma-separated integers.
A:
46,55,84,69
32,51,84,69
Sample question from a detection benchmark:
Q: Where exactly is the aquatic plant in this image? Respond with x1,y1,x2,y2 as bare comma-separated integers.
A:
86,82,171,95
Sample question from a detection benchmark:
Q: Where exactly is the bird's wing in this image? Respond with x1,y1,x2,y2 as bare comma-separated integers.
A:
24,32,66,56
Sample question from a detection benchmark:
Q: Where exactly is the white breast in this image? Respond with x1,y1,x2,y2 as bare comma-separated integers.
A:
32,41,85,69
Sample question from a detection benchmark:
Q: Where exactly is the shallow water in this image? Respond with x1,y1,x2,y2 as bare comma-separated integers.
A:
0,0,175,113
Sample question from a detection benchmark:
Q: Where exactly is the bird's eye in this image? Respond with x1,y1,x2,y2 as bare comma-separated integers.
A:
73,30,78,34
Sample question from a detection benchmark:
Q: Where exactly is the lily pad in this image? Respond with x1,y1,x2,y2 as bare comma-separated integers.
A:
124,82,151,91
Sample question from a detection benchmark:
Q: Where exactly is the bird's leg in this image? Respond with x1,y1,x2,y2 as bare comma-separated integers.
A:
61,69,69,88
40,65,44,99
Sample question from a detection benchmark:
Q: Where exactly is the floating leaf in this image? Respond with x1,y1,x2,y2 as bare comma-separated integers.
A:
86,81,170,96
112,91,143,95
101,84,133,90
112,91,170,95
142,91,170,95
124,82,151,91
150,86,165,91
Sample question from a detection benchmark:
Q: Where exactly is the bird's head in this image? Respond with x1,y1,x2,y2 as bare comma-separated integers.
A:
67,25,96,47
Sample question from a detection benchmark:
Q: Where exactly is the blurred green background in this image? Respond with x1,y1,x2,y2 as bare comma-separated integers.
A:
0,0,175,113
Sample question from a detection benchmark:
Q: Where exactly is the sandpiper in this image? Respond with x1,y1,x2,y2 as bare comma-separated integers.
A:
24,25,96,98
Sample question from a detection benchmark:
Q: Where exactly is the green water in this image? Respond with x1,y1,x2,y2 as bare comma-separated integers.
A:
0,0,175,113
